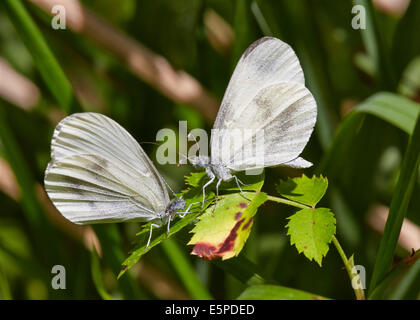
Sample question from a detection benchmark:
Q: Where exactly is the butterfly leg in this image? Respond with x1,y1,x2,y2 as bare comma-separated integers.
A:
177,199,212,218
166,216,172,236
234,175,250,201
212,178,222,213
178,201,199,218
201,175,215,209
178,212,188,218
178,206,192,218
236,176,252,187
184,202,195,214
146,223,160,250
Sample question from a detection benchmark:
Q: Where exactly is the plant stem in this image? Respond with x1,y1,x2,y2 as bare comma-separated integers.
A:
266,195,310,210
332,236,365,300
266,194,366,300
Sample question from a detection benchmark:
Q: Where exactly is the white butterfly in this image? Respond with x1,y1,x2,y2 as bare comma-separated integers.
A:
187,37,317,205
44,112,195,248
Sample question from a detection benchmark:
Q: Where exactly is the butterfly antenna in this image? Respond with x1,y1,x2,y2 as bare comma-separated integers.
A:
177,151,189,166
188,132,201,154
162,177,178,198
139,141,159,146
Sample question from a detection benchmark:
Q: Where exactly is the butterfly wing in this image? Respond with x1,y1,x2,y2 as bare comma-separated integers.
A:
211,37,317,171
44,112,169,224
213,37,305,132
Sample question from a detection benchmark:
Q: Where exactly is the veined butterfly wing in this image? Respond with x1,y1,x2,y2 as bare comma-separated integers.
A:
44,113,169,224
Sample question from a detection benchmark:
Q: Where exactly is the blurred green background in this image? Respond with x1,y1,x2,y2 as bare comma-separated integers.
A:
0,0,419,300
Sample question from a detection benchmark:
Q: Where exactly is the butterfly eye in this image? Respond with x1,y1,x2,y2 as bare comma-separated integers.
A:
169,210,174,217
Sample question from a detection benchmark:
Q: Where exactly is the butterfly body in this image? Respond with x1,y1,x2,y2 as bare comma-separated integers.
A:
190,155,233,182
210,163,233,182
166,197,186,213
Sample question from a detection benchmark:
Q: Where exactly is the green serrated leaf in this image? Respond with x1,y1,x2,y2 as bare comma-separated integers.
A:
119,212,199,279
276,175,328,207
118,190,214,279
286,208,336,266
188,192,267,260
185,171,207,188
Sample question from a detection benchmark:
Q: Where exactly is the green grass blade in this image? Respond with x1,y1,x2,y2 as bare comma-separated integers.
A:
369,250,420,299
0,240,49,282
233,0,257,65
162,238,213,300
212,254,268,286
356,93,420,134
391,0,420,82
0,102,47,229
90,249,114,300
2,0,79,113
237,284,330,300
250,1,274,37
0,101,67,298
369,113,420,292
353,0,396,90
389,253,420,299
0,266,12,300
93,225,146,299
319,92,420,173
